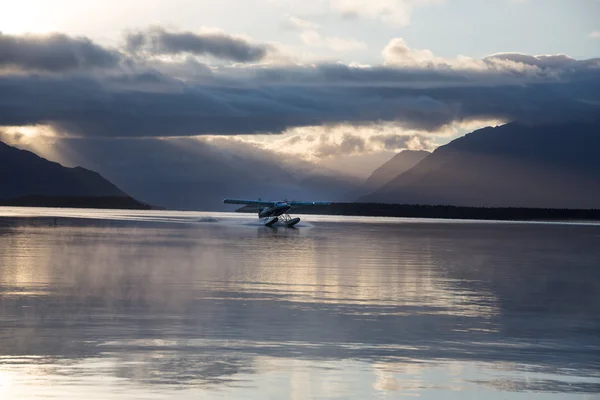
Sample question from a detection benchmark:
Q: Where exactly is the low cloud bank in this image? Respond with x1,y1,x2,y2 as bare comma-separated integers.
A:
0,29,597,139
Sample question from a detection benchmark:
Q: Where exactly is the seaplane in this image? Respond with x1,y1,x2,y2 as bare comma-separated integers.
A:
223,198,331,227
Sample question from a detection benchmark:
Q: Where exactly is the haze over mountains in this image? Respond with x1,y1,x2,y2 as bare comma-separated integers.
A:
362,120,600,209
361,150,430,192
3,120,600,211
48,138,359,210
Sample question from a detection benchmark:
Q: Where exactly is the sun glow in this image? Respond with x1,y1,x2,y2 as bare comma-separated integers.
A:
0,125,64,165
0,125,55,141
0,2,61,34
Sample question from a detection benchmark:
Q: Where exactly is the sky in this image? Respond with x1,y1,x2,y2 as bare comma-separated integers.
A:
0,0,599,184
2,0,599,60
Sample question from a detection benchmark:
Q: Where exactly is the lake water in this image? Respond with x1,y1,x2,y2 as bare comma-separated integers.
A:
0,207,599,399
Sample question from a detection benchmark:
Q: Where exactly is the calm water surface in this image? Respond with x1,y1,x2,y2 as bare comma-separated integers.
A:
0,207,599,399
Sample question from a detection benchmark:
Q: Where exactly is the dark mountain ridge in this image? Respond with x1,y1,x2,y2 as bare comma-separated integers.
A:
0,140,149,208
362,120,600,209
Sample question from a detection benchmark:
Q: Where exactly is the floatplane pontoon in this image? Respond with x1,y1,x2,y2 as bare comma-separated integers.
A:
223,198,331,227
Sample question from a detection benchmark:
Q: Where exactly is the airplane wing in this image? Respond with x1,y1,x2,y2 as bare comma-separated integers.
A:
223,198,277,207
288,201,331,206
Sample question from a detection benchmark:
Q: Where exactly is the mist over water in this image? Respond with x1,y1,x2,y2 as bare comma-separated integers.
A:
0,208,599,399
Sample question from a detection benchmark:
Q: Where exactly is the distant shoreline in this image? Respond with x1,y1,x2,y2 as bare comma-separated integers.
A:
256,203,600,222
0,195,154,210
3,198,600,222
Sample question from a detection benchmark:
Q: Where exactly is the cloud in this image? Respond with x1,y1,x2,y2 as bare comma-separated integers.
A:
383,38,443,66
329,0,444,26
133,57,213,82
0,32,121,72
315,133,366,156
0,33,598,139
288,14,365,53
300,30,366,52
383,39,583,72
228,123,438,162
281,16,320,30
590,31,600,39
124,26,268,62
484,53,577,69
370,133,433,151
0,71,463,136
269,0,444,27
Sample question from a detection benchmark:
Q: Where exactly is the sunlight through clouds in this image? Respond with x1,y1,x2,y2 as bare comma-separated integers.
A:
199,118,504,177
0,125,57,143
0,125,62,165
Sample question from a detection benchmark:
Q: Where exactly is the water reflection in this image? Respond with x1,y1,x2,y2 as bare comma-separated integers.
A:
0,212,599,398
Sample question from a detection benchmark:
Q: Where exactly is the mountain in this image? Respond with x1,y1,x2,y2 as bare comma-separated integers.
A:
361,121,600,209
0,140,148,208
48,138,360,211
361,150,430,192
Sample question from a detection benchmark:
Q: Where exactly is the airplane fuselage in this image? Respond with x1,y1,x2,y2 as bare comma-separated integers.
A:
223,198,330,227
258,202,291,218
